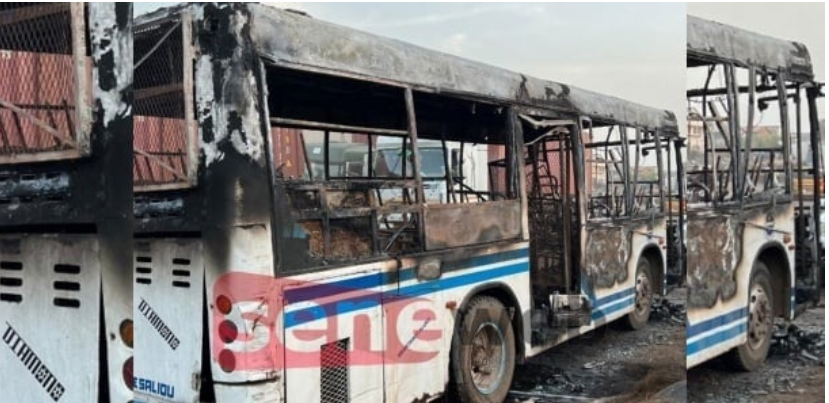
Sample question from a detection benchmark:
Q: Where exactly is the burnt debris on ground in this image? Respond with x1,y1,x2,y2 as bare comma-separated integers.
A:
770,322,825,365
509,289,687,403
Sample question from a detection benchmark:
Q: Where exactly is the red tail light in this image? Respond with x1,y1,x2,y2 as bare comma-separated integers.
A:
123,357,134,390
216,295,233,315
218,349,236,373
218,320,239,343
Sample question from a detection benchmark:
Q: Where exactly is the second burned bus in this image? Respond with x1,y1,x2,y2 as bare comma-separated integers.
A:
686,16,824,370
132,4,684,403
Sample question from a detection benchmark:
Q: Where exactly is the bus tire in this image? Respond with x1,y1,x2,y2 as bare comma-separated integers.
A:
727,261,773,371
451,296,516,403
622,258,653,330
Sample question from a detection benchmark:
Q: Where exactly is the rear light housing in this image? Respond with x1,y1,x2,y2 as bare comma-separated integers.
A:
218,320,239,343
216,295,233,315
218,349,236,373
119,319,134,348
123,357,134,390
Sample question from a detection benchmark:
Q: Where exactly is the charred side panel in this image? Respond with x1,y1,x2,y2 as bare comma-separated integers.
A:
195,2,272,230
686,214,742,308
584,225,631,289
423,201,522,250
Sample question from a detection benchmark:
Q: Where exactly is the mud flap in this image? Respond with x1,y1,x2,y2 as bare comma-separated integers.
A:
0,235,101,403
134,239,204,403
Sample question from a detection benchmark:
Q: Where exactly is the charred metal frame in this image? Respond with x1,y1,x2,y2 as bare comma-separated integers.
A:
687,15,824,308
133,3,681,287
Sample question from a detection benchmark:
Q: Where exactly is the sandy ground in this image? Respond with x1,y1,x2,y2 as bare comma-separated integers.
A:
687,300,825,403
508,288,687,403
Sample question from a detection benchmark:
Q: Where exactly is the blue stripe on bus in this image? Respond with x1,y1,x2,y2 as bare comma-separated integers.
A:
686,321,746,356
283,248,529,304
284,259,530,328
591,292,635,321
593,287,635,308
687,307,747,338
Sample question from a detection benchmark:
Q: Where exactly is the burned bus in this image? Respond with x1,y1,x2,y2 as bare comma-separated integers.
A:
132,4,683,403
686,16,824,370
0,4,133,402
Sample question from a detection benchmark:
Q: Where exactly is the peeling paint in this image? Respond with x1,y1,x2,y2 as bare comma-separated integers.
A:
90,5,132,129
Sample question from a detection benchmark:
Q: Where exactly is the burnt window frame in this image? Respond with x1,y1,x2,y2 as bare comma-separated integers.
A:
263,64,524,275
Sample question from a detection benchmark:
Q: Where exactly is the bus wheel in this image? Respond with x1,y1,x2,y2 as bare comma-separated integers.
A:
451,296,516,403
622,258,653,330
727,261,773,371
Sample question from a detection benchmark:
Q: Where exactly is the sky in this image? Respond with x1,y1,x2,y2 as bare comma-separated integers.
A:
134,2,686,129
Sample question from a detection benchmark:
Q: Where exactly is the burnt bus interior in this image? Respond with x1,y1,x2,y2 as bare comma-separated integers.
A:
523,118,683,303
265,61,685,328
687,55,824,302
582,123,685,285
265,65,522,273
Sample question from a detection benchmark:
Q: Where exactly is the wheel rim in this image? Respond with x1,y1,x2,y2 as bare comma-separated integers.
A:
634,271,651,316
747,283,772,351
469,322,507,395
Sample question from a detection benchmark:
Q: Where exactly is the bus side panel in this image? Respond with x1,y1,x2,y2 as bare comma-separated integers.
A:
0,235,100,403
587,222,660,326
282,266,386,403
686,203,795,368
390,243,531,402
134,239,204,403
686,213,748,367
205,224,282,402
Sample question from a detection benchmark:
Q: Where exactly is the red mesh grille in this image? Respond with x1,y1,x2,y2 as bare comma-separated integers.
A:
0,3,84,159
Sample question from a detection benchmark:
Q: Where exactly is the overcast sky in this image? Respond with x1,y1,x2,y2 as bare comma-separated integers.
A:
135,2,686,126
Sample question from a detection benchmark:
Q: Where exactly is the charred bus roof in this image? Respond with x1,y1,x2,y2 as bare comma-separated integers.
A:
135,3,678,136
687,15,814,82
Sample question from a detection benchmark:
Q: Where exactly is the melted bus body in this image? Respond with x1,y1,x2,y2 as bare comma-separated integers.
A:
0,4,134,402
133,4,683,403
686,16,824,370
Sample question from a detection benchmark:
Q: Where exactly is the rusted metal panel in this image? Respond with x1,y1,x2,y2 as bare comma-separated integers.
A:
687,15,813,81
584,225,632,288
423,200,522,250
246,4,678,133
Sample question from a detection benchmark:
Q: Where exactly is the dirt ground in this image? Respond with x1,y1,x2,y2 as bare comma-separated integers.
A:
687,297,825,403
508,288,687,403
